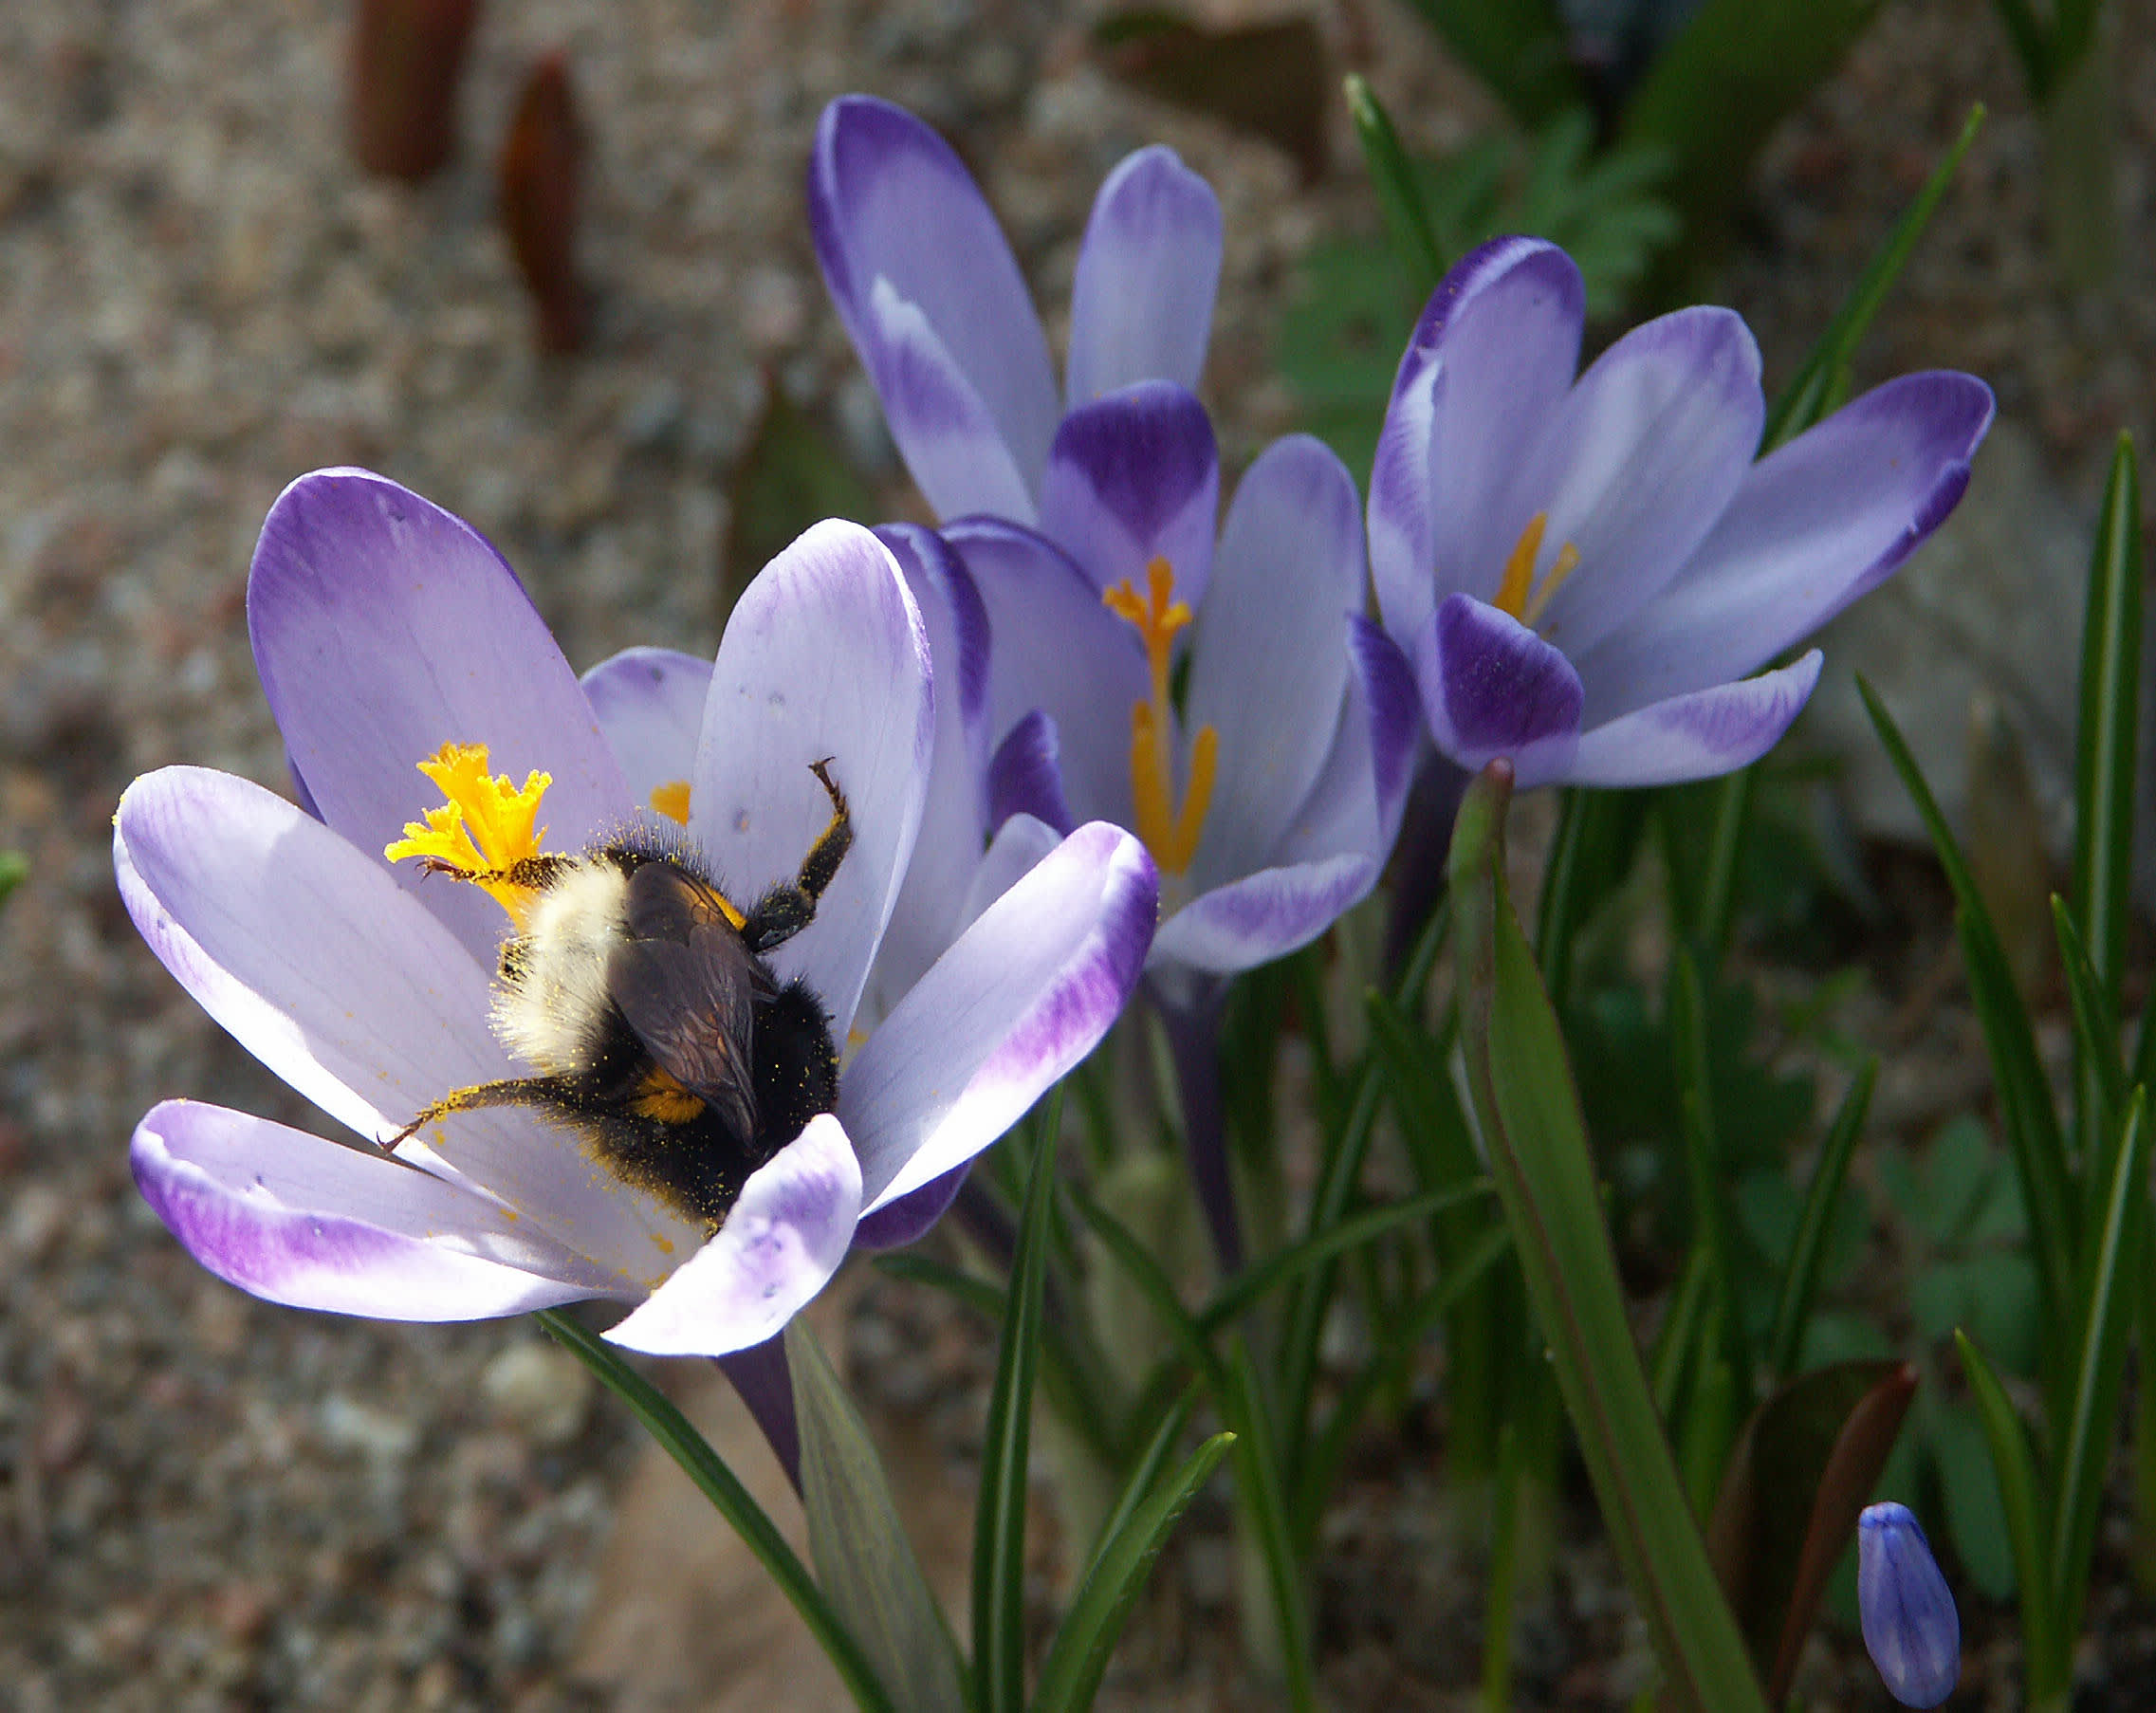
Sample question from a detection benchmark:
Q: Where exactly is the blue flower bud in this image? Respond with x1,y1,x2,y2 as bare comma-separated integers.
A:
1858,1502,1961,1707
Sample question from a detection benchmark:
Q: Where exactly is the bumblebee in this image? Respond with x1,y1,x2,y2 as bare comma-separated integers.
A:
388,760,852,1233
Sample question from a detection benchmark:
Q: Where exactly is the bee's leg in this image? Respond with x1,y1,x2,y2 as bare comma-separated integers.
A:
743,759,853,954
382,1074,580,1152
412,853,577,892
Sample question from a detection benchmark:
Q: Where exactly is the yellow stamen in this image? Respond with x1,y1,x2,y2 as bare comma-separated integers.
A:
650,779,691,825
1102,556,1217,875
1523,542,1581,628
383,742,553,925
1491,512,1548,619
1490,512,1583,634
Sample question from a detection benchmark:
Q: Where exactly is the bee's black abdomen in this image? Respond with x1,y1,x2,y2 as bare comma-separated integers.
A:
751,977,839,1161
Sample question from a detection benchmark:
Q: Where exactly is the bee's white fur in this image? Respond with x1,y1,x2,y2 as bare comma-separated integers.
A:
493,859,629,1073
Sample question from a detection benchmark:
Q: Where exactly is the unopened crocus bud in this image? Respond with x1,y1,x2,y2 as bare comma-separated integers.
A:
1858,1502,1960,1707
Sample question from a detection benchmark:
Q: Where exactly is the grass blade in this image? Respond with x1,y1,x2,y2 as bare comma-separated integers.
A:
1958,1329,2058,1687
2050,1088,2149,1653
536,1309,897,1713
1861,678,2075,1328
1343,73,1445,288
1030,1428,1235,1713
1222,1343,1315,1710
1450,763,1769,1713
1766,1059,1877,1380
2072,436,2142,1069
975,1099,1061,1713
1760,103,1984,451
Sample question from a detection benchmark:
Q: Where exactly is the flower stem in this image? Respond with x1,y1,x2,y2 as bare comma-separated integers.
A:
534,1309,898,1713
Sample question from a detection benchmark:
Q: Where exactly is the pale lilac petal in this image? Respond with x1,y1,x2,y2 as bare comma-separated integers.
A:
133,1100,629,1318
605,1115,862,1357
1065,145,1222,406
1268,617,1419,871
1509,307,1763,655
1420,595,1583,789
847,823,1156,1210
248,469,629,964
858,281,1041,523
988,710,1075,837
1038,382,1220,603
1565,653,1822,787
116,766,704,1276
945,518,1145,828
959,812,1063,931
1185,435,1362,890
860,525,994,1017
852,1162,969,1251
581,646,713,815
1369,239,1584,650
810,97,1058,519
1574,372,1995,722
692,522,934,1041
1149,854,1378,976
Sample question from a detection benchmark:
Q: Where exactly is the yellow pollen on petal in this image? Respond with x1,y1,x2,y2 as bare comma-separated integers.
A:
382,741,554,925
1491,513,1583,634
650,779,691,825
1102,556,1216,875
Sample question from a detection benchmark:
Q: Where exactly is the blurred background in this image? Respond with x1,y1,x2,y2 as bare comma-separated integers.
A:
0,0,2150,1707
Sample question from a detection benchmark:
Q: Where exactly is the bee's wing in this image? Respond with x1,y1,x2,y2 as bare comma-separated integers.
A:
613,862,763,1142
609,925,761,1142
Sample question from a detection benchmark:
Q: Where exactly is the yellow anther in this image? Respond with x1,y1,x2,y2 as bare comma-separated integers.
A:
650,779,691,826
1103,556,1216,875
1492,512,1547,619
1490,512,1582,634
383,742,553,925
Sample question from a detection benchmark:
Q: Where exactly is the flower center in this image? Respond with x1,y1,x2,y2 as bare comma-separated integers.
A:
1489,511,1581,631
383,742,554,926
1102,555,1216,876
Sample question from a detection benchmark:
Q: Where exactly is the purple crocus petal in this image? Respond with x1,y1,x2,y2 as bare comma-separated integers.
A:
1508,307,1764,657
959,812,1064,930
945,517,1145,827
1150,853,1378,977
1419,594,1583,789
852,1160,970,1251
133,1100,629,1318
581,646,713,816
1565,653,1822,787
1269,617,1420,872
1038,381,1220,603
1065,145,1223,406
604,1114,862,1357
287,752,322,821
692,521,934,1042
248,469,630,965
847,822,1157,1211
1858,1502,1961,1708
1184,435,1362,890
1369,239,1585,650
859,525,994,1018
989,710,1076,837
810,96,1059,519
1573,372,1995,722
115,766,703,1276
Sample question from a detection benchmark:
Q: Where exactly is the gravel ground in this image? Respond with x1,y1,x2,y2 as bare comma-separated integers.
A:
0,0,2150,1707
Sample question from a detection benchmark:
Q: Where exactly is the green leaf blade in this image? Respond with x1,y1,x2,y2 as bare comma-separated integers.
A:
1448,764,1770,1713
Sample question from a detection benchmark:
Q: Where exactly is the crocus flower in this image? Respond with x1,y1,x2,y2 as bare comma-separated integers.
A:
1858,1501,1961,1708
945,382,1416,1268
809,93,1222,526
120,470,1156,1358
1369,236,1993,789
945,380,1415,1008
